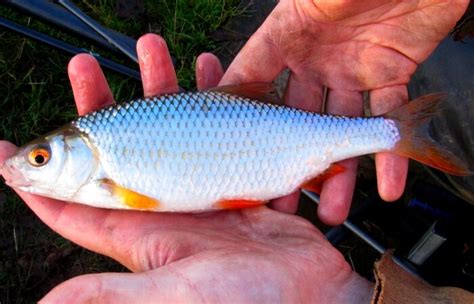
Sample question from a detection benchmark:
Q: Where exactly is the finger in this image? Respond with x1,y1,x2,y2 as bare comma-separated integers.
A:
137,34,178,96
68,54,114,115
318,158,359,225
318,89,363,225
220,29,285,85
0,141,17,164
40,260,234,303
271,73,325,213
196,53,224,90
270,192,300,214
283,73,324,111
370,85,409,201
40,271,161,303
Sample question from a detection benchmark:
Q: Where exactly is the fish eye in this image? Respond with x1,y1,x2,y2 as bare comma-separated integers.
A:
28,146,51,167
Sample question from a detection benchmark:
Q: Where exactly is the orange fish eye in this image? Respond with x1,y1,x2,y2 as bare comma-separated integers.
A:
28,147,51,167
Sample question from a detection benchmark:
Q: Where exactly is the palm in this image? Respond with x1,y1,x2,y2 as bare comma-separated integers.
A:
221,0,468,224
283,0,463,90
33,207,370,302
130,208,356,303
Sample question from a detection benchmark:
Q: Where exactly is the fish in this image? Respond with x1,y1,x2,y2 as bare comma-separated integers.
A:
2,83,471,212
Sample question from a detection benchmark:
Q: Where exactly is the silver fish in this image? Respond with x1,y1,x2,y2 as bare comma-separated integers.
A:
3,84,470,211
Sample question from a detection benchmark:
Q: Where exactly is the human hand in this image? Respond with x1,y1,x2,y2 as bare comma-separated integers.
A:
0,34,372,303
221,0,469,225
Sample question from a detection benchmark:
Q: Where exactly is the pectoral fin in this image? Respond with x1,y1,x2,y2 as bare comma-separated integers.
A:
100,179,160,210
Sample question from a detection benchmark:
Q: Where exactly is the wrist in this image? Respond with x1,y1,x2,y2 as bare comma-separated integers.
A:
335,272,374,304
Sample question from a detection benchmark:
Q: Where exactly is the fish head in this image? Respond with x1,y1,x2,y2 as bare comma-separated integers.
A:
3,126,98,200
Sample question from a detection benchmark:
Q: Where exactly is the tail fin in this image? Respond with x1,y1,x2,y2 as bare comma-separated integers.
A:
384,93,471,176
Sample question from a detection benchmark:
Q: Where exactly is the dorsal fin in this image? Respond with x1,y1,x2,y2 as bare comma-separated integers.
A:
209,82,282,104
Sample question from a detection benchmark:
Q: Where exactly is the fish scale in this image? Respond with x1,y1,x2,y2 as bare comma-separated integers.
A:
71,90,399,211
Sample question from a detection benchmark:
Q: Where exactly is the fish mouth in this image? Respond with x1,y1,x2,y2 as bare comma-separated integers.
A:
0,158,32,189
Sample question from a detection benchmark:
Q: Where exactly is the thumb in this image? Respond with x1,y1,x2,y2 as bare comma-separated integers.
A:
40,268,207,303
40,271,162,303
0,141,18,166
220,26,285,85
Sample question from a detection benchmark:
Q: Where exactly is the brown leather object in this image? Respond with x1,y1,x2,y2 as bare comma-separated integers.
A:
371,252,474,304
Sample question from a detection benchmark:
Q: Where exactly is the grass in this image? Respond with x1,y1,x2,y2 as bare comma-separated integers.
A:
80,0,243,87
0,0,242,301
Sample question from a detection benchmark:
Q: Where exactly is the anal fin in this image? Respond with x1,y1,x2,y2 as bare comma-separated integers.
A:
100,179,160,210
301,164,346,194
216,199,266,210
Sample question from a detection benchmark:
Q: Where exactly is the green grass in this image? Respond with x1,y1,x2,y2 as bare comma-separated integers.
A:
79,0,243,87
147,0,242,87
0,1,242,301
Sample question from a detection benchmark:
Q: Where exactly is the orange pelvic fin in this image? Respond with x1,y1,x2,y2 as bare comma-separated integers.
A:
209,82,281,104
301,163,346,194
215,198,266,210
384,93,471,176
100,179,160,210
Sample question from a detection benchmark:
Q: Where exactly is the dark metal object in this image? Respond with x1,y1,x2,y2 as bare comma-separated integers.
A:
3,0,137,56
57,0,138,63
324,225,349,246
0,17,141,80
408,197,453,222
303,190,387,254
302,190,420,277
408,221,447,265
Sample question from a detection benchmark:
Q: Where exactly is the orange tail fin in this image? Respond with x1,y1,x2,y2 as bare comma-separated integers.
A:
384,93,471,176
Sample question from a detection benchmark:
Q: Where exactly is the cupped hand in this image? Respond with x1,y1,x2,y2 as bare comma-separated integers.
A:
221,0,469,225
0,34,372,303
